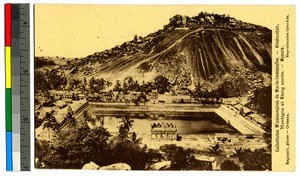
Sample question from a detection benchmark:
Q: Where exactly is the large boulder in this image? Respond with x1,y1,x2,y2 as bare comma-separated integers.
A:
99,163,131,170
82,162,131,170
82,161,100,170
149,161,171,170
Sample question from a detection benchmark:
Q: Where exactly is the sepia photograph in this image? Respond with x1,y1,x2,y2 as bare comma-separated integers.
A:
34,5,273,170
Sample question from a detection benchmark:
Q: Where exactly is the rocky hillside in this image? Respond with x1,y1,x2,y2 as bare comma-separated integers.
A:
36,12,272,92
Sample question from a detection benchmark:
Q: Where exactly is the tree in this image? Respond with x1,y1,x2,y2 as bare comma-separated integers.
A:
82,110,90,123
89,77,95,94
169,146,195,170
208,143,223,155
35,140,51,168
36,114,164,170
35,112,43,128
68,78,81,91
247,86,271,117
220,160,241,171
65,111,76,127
43,112,60,132
81,77,87,93
106,80,112,88
159,144,211,170
113,80,122,92
47,70,67,90
154,75,170,94
34,71,50,94
82,127,112,166
42,112,60,141
35,57,55,68
37,122,112,169
123,76,136,91
108,116,162,170
118,116,134,140
120,116,134,130
97,78,106,91
237,148,271,171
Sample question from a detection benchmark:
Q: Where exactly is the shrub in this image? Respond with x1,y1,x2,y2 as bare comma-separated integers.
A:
220,160,241,171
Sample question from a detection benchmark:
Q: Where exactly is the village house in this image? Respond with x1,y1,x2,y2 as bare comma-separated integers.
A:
147,90,159,104
150,122,177,140
88,91,116,102
157,94,193,104
49,90,85,100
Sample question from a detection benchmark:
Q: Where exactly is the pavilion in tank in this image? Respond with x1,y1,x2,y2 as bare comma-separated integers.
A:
150,122,178,140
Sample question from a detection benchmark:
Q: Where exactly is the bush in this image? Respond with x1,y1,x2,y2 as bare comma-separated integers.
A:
236,148,271,171
247,86,271,117
36,117,163,170
159,144,212,170
220,160,240,171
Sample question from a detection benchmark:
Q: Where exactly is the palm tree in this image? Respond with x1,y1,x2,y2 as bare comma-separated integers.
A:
65,111,76,127
43,112,60,140
119,116,134,131
208,143,223,155
82,110,89,122
118,116,134,140
231,147,243,157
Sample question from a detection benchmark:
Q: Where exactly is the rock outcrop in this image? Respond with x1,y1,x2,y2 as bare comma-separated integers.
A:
149,161,171,170
82,162,131,170
37,12,271,92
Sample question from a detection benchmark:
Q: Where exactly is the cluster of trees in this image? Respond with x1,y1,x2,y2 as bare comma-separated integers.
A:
220,160,240,171
36,111,271,170
35,70,67,94
230,147,271,171
247,86,271,117
35,115,163,170
192,76,249,100
89,77,112,94
206,143,271,171
159,144,212,170
67,78,84,91
37,110,76,132
35,57,56,68
36,112,214,170
35,69,112,96
113,75,171,94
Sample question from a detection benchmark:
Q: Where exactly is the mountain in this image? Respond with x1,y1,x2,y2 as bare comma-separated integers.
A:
36,12,272,93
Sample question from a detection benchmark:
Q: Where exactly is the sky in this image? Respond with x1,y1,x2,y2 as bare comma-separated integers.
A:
35,5,277,58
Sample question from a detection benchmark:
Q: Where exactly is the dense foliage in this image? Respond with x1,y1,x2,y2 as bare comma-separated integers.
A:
35,117,162,170
159,144,212,170
247,86,272,117
36,113,271,171
238,148,271,171
113,75,170,94
220,160,240,171
35,57,56,68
